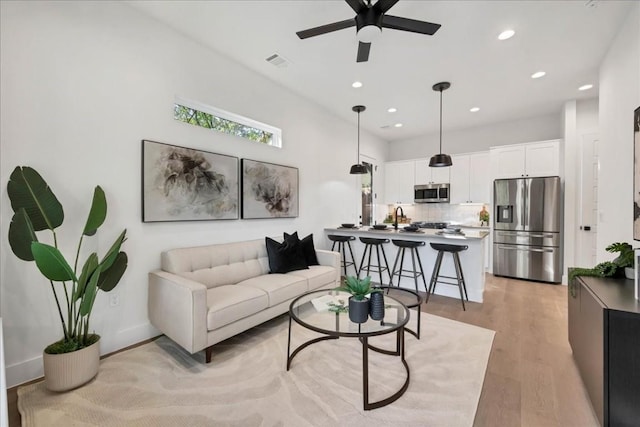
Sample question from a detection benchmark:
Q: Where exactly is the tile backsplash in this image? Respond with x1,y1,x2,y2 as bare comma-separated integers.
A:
383,203,490,226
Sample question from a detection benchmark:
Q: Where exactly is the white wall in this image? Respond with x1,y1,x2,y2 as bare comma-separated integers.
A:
0,1,388,386
597,2,640,261
387,113,562,161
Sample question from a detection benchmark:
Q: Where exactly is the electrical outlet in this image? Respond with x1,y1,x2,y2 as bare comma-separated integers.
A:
109,293,120,307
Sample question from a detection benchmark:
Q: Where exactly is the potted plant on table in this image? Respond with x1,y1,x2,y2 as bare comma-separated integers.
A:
335,276,381,323
569,242,634,282
7,166,128,391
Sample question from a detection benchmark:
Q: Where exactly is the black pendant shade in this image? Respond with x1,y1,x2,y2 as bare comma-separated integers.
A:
350,163,368,174
429,81,453,167
350,105,368,174
429,153,452,167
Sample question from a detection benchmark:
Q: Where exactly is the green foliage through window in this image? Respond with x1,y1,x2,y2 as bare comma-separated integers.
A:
174,104,275,145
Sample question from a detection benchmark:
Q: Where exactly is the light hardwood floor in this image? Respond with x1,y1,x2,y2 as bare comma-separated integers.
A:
423,274,599,427
7,274,598,426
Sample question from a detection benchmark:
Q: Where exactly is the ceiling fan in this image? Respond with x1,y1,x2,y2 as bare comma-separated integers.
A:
296,0,441,63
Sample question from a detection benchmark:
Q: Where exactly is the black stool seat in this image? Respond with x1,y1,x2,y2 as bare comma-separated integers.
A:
328,235,355,242
430,243,468,253
358,237,391,286
427,243,469,310
389,240,428,294
392,240,426,249
360,237,390,245
328,234,358,277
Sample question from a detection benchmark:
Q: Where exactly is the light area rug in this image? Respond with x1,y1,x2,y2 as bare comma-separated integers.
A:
19,313,495,427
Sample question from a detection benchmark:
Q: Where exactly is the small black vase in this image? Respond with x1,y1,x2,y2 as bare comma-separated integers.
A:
348,297,370,323
369,291,385,321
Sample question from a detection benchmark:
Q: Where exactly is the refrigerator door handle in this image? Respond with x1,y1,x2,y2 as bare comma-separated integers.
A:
497,245,555,253
497,232,555,238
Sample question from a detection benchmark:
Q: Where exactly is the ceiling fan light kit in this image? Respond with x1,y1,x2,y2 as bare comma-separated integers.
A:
350,105,368,175
429,81,453,168
296,0,441,63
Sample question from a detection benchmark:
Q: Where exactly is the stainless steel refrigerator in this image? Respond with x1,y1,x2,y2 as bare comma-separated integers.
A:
493,176,563,283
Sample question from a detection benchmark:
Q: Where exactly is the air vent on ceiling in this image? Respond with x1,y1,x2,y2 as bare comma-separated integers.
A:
266,53,291,68
585,0,599,8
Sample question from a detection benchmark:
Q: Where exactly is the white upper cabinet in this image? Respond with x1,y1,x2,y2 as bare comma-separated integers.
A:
490,139,561,179
384,160,415,204
414,160,450,184
449,152,490,204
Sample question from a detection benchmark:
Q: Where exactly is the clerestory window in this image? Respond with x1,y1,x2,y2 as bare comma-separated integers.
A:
174,97,282,148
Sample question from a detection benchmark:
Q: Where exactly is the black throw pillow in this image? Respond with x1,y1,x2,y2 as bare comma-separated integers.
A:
284,232,319,266
265,237,308,274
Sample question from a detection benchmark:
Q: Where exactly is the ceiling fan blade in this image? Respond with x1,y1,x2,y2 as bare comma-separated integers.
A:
345,0,369,14
296,19,356,39
382,15,441,35
374,0,399,14
356,42,371,62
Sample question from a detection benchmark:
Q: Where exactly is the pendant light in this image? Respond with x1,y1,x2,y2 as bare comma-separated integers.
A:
350,105,368,174
429,82,453,167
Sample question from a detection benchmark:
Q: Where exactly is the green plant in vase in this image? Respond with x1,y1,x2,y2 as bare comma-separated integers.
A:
7,166,128,390
568,242,634,283
335,276,381,323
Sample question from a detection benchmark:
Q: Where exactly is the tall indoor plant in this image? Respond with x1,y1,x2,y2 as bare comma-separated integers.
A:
7,166,128,391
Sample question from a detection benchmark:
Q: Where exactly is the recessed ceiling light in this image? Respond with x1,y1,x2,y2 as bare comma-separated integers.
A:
394,123,403,128
498,29,515,40
531,71,546,79
387,107,397,113
352,81,363,88
579,84,594,91
470,107,480,113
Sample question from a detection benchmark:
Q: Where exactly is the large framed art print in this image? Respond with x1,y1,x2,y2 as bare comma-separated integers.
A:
142,140,239,222
241,159,299,219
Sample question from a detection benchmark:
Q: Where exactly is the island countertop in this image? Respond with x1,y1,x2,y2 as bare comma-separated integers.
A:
324,227,489,240
324,226,488,303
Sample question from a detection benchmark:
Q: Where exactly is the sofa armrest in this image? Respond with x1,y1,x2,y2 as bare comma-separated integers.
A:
148,270,208,354
316,249,341,286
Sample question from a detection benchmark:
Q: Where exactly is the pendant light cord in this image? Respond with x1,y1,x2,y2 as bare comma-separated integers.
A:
439,88,443,155
357,110,361,163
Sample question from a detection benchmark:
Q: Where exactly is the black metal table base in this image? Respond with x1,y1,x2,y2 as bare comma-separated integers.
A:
287,316,410,410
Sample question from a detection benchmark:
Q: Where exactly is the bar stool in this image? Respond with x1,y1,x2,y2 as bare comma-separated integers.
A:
328,235,358,277
389,240,428,294
357,237,391,286
427,243,469,310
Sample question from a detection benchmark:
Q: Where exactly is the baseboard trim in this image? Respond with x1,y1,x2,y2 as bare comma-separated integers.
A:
6,322,160,388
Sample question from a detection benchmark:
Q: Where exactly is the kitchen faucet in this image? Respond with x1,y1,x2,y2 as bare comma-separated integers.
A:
393,206,404,230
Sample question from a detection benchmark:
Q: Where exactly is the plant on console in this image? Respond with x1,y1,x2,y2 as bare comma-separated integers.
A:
568,242,634,283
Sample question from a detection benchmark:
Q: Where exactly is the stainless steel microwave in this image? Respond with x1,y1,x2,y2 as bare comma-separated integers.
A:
414,183,450,203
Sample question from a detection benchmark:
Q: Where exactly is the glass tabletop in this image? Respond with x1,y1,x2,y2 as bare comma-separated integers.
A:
289,289,410,337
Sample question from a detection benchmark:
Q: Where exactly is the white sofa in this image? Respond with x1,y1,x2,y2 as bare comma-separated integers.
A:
148,238,340,362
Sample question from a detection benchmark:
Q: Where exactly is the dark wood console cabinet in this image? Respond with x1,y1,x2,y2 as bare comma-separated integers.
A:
568,276,640,426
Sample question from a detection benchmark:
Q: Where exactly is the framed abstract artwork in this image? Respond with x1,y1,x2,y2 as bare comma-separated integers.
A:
634,107,640,240
241,159,299,219
142,140,239,222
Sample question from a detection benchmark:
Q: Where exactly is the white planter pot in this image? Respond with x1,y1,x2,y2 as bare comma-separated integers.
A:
625,267,635,280
43,336,100,392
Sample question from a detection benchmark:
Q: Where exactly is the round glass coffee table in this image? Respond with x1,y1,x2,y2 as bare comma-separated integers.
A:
287,289,410,410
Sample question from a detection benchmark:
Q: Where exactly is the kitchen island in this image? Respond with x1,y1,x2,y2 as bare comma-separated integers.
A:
324,227,489,303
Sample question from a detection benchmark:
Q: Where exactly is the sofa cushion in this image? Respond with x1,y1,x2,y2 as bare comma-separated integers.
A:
265,237,308,274
287,265,338,291
284,232,319,266
162,239,270,289
237,274,307,307
206,285,269,331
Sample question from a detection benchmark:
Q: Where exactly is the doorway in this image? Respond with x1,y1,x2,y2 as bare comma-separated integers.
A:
576,133,599,267
359,155,378,226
